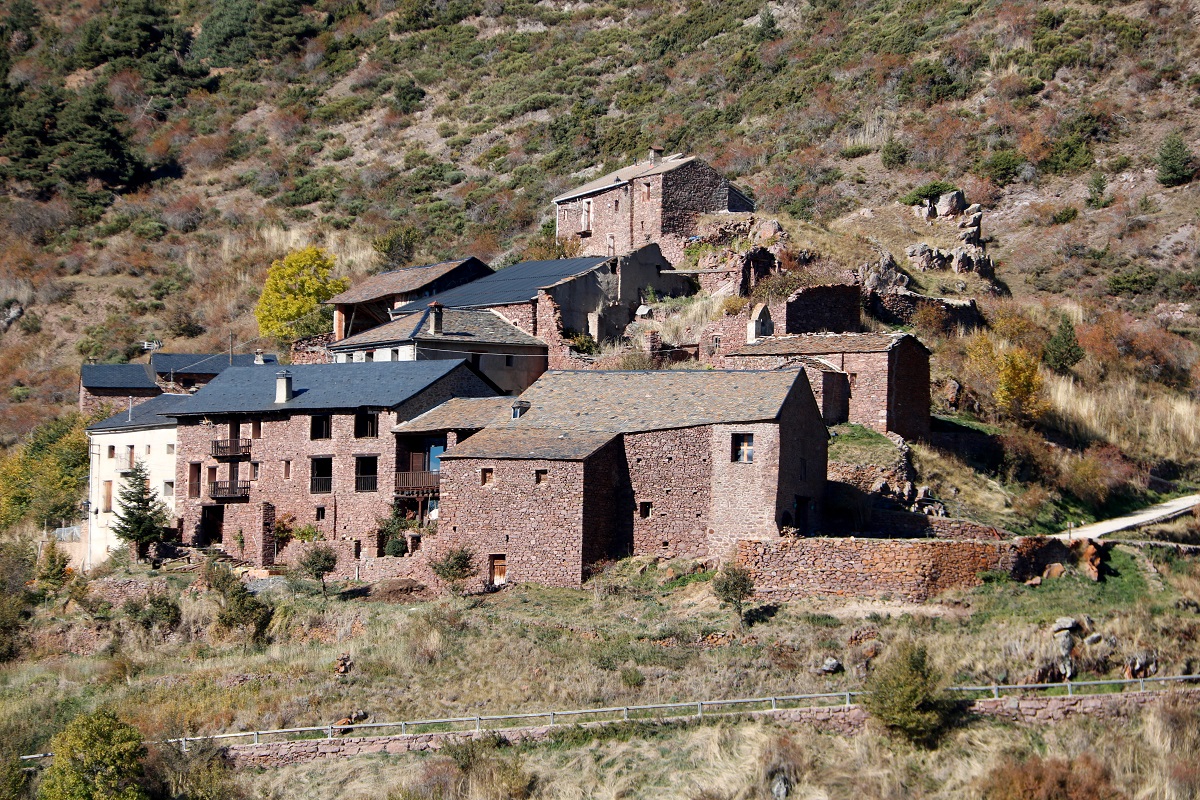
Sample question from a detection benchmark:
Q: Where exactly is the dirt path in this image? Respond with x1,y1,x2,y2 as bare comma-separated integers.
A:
1053,494,1200,541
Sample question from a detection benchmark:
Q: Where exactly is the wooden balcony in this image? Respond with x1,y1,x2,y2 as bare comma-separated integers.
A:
394,470,439,497
355,475,378,493
209,480,250,498
310,476,332,494
211,438,252,458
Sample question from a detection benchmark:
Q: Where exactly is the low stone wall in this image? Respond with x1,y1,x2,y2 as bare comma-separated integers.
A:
867,289,982,330
736,536,1066,602
868,510,1010,541
277,539,440,586
224,688,1200,768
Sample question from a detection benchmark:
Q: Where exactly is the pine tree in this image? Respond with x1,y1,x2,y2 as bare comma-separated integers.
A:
1157,132,1195,187
254,246,348,341
111,461,169,557
1043,317,1085,374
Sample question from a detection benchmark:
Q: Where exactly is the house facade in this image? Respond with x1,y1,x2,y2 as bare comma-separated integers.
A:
83,394,192,571
725,333,931,440
553,150,755,265
167,362,496,566
434,369,828,589
327,257,493,341
328,305,548,395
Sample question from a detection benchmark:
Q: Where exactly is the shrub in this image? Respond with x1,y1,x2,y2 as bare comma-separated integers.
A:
712,566,754,629
38,709,148,800
994,348,1048,421
1050,206,1078,225
880,139,909,169
912,303,951,339
978,753,1127,800
566,331,599,355
721,296,750,316
299,544,338,597
899,181,958,206
384,537,408,558
620,666,645,688
839,144,872,159
123,594,181,632
861,640,957,746
978,150,1025,186
1157,131,1195,187
254,247,348,341
1043,317,1085,374
430,547,477,594
37,539,71,589
1087,171,1112,208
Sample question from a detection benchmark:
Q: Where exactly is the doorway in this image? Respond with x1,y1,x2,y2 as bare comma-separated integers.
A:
199,505,224,546
488,554,507,587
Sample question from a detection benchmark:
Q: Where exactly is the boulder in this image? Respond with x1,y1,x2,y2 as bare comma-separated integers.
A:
1123,651,1158,680
1052,617,1079,633
935,190,967,217
1085,633,1104,646
1043,563,1066,579
819,657,843,674
965,203,982,215
913,202,936,220
959,212,984,229
1024,576,1043,587
755,219,784,244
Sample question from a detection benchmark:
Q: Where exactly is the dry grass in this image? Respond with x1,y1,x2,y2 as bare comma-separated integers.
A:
1044,375,1200,463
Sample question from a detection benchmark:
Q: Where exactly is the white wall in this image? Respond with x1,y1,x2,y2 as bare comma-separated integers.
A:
85,425,178,571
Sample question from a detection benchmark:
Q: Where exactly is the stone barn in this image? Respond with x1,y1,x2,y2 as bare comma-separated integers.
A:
434,369,828,589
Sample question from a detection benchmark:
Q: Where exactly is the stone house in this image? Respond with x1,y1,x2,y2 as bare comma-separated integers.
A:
79,352,278,414
393,246,691,358
166,361,497,566
82,394,192,571
327,304,548,395
553,149,755,265
725,332,931,441
327,257,492,341
434,369,828,589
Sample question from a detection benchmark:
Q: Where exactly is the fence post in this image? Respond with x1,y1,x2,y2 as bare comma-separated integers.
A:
254,732,259,744
771,697,777,711
845,692,851,706
623,708,628,721
327,726,334,739
1066,683,1073,697
475,717,481,732
993,686,999,699
401,722,407,736
549,712,555,726
697,702,703,719
1139,678,1145,692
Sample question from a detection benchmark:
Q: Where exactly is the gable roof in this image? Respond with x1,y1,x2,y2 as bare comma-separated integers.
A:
81,363,158,390
325,258,492,306
150,352,278,376
444,369,807,461
552,154,697,204
392,397,516,434
329,308,545,351
167,361,473,416
394,257,608,313
730,332,927,357
87,394,192,432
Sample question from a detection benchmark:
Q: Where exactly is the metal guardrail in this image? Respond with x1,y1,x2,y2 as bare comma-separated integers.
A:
19,674,1199,760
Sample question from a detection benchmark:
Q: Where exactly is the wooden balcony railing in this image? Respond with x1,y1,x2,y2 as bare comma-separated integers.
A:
212,438,252,458
355,475,378,493
209,480,250,498
310,476,332,494
394,471,439,496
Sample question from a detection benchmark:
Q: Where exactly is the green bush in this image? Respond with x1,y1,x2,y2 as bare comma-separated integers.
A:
430,547,477,591
712,566,754,629
620,666,646,688
1157,131,1196,187
880,139,909,169
839,144,872,159
1043,317,1085,374
978,149,1025,185
38,709,148,800
384,537,408,558
861,640,957,746
899,181,958,206
1050,206,1078,225
123,594,182,631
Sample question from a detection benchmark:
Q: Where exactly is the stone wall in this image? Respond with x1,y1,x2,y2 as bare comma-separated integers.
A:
736,535,1066,602
79,386,160,416
867,289,983,330
224,688,1200,769
278,538,441,585
866,510,1014,541
489,302,538,338
622,428,712,560
889,337,932,440
780,284,862,334
289,333,335,365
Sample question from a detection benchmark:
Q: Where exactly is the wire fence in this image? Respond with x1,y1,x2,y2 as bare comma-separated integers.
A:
19,674,1199,760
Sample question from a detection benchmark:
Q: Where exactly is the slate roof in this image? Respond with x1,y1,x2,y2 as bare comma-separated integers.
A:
392,397,516,434
552,154,697,204
730,333,924,357
167,361,470,416
326,259,491,305
444,369,806,461
150,352,278,376
394,257,608,313
81,363,158,390
329,308,545,351
87,394,192,432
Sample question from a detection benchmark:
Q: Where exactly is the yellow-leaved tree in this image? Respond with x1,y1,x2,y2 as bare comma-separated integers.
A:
994,348,1048,422
254,247,349,341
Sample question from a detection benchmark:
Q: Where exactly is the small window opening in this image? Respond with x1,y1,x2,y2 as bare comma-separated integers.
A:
535,469,548,484
505,355,514,367
283,460,292,479
315,507,326,521
167,443,175,455
639,502,652,519
163,481,174,497
310,414,332,440
732,433,754,463
481,468,494,486
250,462,260,481
354,411,379,438
188,463,201,497
107,445,115,459
251,419,262,439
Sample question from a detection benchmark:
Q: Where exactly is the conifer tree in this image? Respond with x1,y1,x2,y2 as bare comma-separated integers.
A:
111,461,169,557
1157,132,1195,187
1043,317,1086,374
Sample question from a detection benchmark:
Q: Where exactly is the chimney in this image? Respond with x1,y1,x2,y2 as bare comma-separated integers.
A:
429,302,444,335
649,144,663,165
275,370,293,403
254,349,265,365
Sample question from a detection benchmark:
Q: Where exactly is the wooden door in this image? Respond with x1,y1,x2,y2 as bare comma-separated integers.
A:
489,555,507,586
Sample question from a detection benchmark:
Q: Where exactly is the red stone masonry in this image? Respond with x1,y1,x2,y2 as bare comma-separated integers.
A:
80,387,160,416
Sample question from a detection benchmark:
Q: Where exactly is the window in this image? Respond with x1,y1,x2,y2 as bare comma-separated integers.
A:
364,351,373,362
107,445,115,459
315,507,326,521
310,457,333,494
310,414,332,440
708,334,722,356
102,481,113,513
848,373,858,390
732,433,754,463
163,481,174,497
481,468,494,486
535,469,548,484
189,463,201,497
354,411,379,438
798,457,807,481
355,456,378,493
166,443,175,455
250,462,260,481
145,445,151,455
251,420,262,440
639,501,652,519
505,355,514,367
392,349,402,361
642,182,651,201
283,460,292,480
607,234,615,257
126,445,135,469
580,200,591,231
206,466,217,486
614,197,619,212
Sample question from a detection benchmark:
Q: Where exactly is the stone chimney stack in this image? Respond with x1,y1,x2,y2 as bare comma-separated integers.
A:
254,349,265,365
429,302,444,335
649,144,663,165
275,370,293,403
